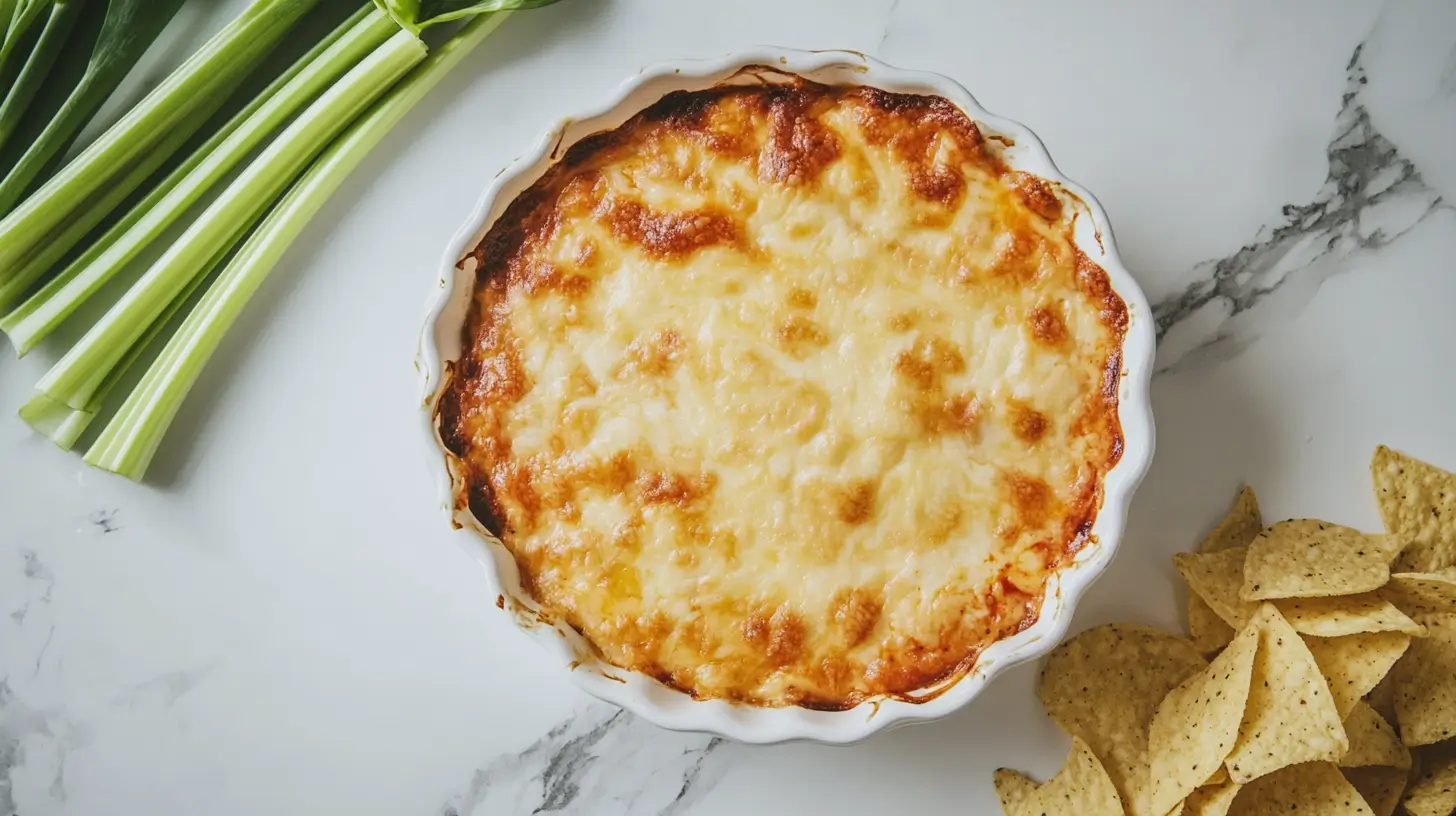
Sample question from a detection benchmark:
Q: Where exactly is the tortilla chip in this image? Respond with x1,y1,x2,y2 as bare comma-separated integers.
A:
1383,570,1456,618
1014,735,1124,816
1203,765,1229,787
1146,621,1259,815
1188,594,1236,653
1176,548,1256,629
1275,593,1424,638
1181,780,1241,816
1225,606,1348,783
1403,741,1456,816
994,768,1038,814
1229,761,1375,815
1339,701,1412,769
1038,625,1207,816
1200,486,1263,553
1305,631,1412,720
1392,615,1456,746
1342,766,1408,816
1374,533,1412,565
1372,446,1456,573
1365,672,1398,725
1242,520,1392,601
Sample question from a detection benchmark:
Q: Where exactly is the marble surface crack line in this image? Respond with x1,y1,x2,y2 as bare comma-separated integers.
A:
32,625,54,676
1151,40,1450,375
658,737,727,816
531,710,625,813
439,706,729,816
875,0,901,55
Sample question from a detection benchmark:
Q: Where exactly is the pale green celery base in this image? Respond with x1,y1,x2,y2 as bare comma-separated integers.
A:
0,4,377,351
36,25,427,412
18,242,221,451
19,391,93,450
0,0,323,286
86,11,513,480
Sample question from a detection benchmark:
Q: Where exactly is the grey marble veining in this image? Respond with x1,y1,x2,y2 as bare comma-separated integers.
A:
0,661,217,816
0,677,65,814
2,551,59,814
10,551,52,627
1,547,222,815
1152,40,1450,374
441,706,728,816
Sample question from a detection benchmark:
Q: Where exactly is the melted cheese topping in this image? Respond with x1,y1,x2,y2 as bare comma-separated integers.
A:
440,76,1126,708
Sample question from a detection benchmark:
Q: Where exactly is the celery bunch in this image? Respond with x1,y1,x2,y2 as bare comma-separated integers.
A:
1,0,565,479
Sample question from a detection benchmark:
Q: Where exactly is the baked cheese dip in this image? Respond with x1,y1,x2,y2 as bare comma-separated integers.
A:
438,74,1128,708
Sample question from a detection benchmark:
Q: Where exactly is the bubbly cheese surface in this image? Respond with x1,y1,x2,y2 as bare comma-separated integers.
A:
440,76,1127,708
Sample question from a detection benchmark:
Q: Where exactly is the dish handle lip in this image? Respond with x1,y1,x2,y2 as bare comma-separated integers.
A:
414,46,1157,745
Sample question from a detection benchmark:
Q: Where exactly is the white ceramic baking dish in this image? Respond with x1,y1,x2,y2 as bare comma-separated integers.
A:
418,47,1156,744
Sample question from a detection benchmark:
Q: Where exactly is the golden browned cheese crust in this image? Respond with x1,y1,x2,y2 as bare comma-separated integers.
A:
439,75,1127,708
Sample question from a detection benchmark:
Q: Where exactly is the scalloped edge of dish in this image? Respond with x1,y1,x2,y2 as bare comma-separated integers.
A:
417,47,1156,745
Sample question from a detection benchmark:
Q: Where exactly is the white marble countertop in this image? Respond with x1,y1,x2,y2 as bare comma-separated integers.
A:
2,1,1454,813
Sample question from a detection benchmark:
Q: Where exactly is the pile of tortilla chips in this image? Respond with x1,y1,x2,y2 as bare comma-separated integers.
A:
996,446,1456,816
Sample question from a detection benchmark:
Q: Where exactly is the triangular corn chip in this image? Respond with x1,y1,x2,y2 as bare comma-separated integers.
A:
1342,766,1407,816
1275,593,1423,638
994,768,1038,815
1372,446,1456,573
1392,614,1456,746
1147,621,1259,814
1230,762,1374,814
1305,631,1412,719
1338,701,1411,769
1199,486,1263,553
1014,736,1123,816
1175,548,1255,629
1181,780,1241,816
1188,594,1236,653
1242,520,1391,601
1225,606,1348,783
1402,741,1456,816
1383,570,1456,618
1038,625,1206,816
1365,671,1398,724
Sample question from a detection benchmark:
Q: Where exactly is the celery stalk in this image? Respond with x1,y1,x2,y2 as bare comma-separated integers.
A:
0,97,209,311
18,392,92,450
0,0,321,289
86,11,512,479
0,4,388,345
37,20,427,411
0,3,372,337
19,251,216,449
377,0,554,32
